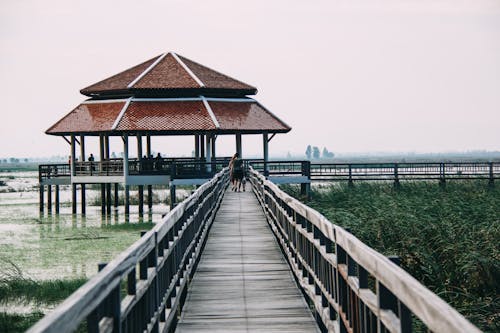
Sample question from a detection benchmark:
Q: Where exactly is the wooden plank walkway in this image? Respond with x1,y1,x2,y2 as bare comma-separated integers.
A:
176,188,320,332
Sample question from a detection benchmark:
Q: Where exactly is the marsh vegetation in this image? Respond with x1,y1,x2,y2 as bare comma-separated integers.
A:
283,181,499,332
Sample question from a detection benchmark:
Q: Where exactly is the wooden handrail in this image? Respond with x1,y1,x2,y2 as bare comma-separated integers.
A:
248,167,481,333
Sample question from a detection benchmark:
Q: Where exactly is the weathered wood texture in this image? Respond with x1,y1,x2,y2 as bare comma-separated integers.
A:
176,189,320,333
249,168,482,333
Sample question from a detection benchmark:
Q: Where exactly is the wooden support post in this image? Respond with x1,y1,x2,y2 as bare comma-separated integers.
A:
137,134,144,217
489,162,494,187
123,134,130,216
211,134,216,160
170,184,176,209
55,185,60,214
99,135,106,215
106,184,112,215
439,162,446,187
300,161,311,199
125,185,130,215
394,163,400,188
206,134,212,173
200,134,205,160
263,132,269,177
348,164,353,187
105,136,111,215
146,135,153,210
195,134,200,158
114,183,119,208
47,185,52,214
72,184,77,214
377,256,401,332
80,135,86,215
39,185,44,214
236,133,242,157
70,135,76,176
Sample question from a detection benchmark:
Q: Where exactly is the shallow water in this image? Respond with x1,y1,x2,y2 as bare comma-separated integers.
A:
0,171,182,281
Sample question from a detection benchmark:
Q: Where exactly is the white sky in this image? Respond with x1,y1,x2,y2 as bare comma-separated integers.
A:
1,0,499,159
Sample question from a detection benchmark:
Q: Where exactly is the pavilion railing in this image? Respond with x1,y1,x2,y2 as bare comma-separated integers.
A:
248,167,481,333
74,160,124,176
38,164,71,180
28,168,229,333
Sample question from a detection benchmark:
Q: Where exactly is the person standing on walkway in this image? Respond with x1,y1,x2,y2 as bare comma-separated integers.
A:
229,153,238,190
232,154,244,192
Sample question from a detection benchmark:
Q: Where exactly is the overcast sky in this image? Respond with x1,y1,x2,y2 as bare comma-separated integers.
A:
1,0,499,159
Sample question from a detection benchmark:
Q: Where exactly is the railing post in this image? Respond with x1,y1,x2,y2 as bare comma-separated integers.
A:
489,162,494,187
39,184,44,214
348,164,353,187
394,163,400,187
439,162,446,187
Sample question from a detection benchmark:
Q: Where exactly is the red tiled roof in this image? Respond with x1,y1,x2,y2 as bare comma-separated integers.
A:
45,99,290,135
80,52,257,97
178,55,256,91
133,54,199,89
115,101,216,132
80,56,161,96
208,101,290,132
46,101,125,135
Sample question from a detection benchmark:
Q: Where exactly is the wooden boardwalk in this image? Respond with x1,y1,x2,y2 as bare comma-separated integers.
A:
176,188,320,332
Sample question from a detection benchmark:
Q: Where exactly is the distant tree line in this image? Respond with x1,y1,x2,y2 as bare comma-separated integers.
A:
305,145,334,160
0,158,30,163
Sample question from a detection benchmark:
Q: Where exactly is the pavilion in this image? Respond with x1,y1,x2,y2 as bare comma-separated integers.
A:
41,52,291,215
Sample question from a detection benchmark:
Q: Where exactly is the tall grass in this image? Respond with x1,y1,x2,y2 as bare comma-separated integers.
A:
283,181,499,332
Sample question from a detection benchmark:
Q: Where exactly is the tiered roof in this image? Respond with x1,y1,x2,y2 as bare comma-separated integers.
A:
47,52,290,136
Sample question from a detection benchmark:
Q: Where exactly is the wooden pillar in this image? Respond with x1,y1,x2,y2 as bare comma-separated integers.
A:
146,135,153,210
137,134,144,217
489,162,494,187
170,184,176,209
70,135,76,176
80,135,86,215
55,185,60,214
211,135,216,160
72,184,77,214
194,134,200,158
263,132,269,177
99,135,106,214
114,183,119,208
200,134,205,160
39,185,44,213
206,134,212,172
123,135,130,215
47,185,52,214
105,136,112,215
70,135,77,214
236,133,242,157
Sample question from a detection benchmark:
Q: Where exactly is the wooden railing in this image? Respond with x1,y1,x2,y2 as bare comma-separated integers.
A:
248,168,481,333
28,168,229,333
248,160,499,184
38,164,71,180
310,162,498,184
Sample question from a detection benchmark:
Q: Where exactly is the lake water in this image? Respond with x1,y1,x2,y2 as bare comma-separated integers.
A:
0,171,181,282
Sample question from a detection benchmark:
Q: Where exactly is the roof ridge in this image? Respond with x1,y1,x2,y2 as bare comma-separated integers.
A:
112,97,133,130
171,52,205,88
127,53,167,88
201,96,220,129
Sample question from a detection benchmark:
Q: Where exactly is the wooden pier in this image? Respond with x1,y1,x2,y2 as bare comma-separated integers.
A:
176,190,320,332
